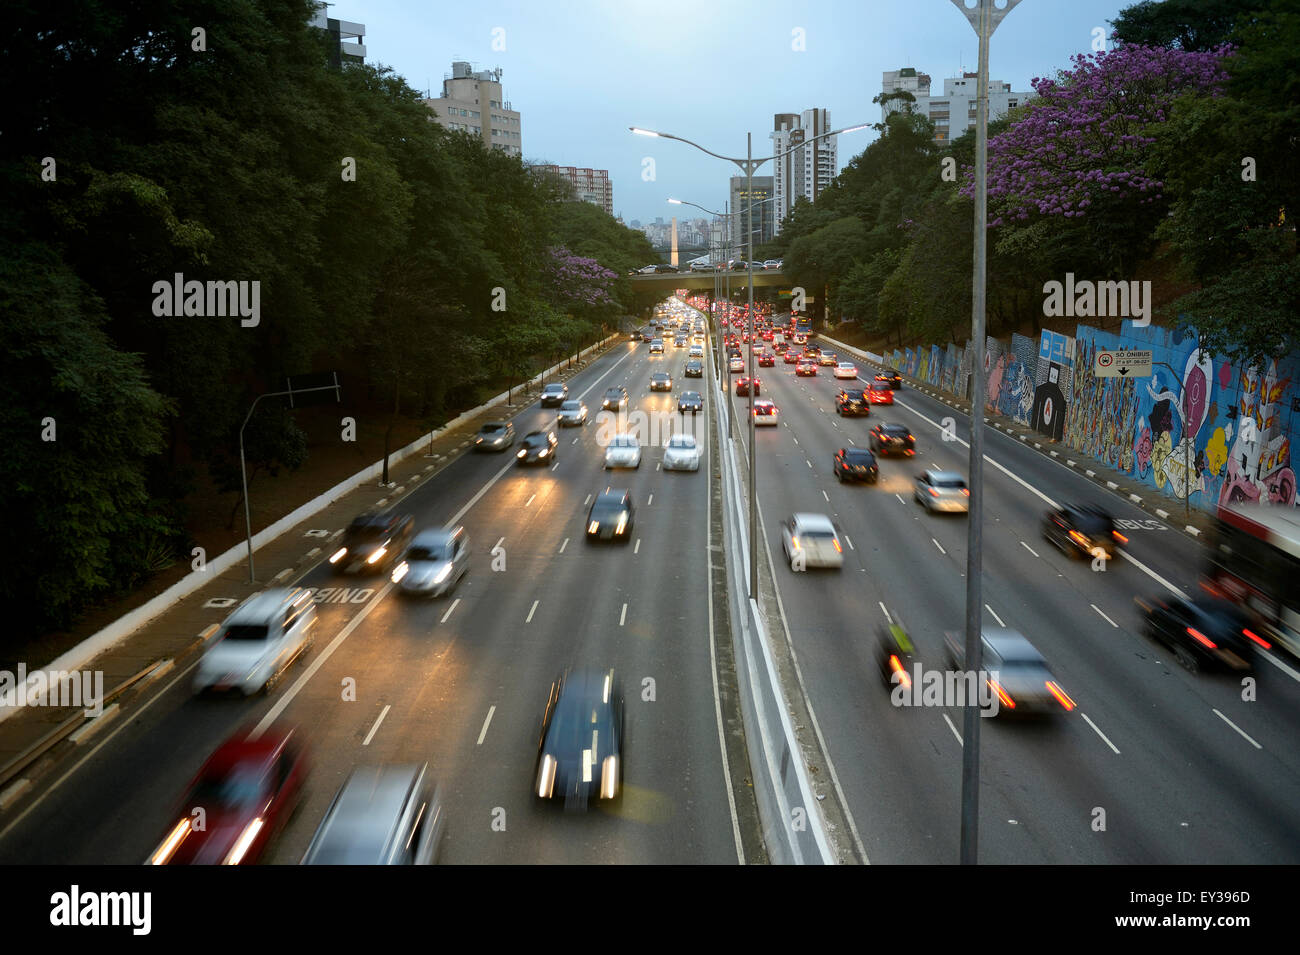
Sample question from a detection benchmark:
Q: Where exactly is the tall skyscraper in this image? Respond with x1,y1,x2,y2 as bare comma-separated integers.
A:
729,176,775,250
423,61,521,157
771,109,836,236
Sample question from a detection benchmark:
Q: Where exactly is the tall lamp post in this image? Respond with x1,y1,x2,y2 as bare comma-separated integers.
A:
949,0,1023,866
635,123,869,597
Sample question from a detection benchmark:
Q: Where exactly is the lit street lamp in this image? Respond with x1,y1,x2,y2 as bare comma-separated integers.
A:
635,122,869,597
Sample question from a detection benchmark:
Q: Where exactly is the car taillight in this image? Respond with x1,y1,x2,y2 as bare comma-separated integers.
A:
1069,530,1089,548
988,679,1015,710
1045,681,1075,711
960,488,969,496
889,654,911,688
833,538,842,553
929,487,940,497
1243,628,1271,649
1112,531,1128,544
1186,627,1216,649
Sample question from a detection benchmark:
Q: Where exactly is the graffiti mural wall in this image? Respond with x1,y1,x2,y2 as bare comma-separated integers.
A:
1066,322,1297,512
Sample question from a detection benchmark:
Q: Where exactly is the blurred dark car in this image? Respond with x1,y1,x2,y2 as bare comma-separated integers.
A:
516,429,558,465
1043,503,1126,560
877,624,920,690
869,422,915,457
684,360,704,378
735,376,761,396
833,448,879,483
149,727,307,865
1135,594,1269,673
539,383,568,407
876,372,903,390
332,511,414,573
586,488,634,542
835,389,870,416
535,668,624,809
678,391,703,415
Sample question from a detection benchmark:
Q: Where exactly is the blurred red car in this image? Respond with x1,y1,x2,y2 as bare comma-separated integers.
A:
149,727,307,865
868,384,894,404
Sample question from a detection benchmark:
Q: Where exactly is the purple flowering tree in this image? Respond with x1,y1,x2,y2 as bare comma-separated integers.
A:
966,43,1231,228
546,246,618,315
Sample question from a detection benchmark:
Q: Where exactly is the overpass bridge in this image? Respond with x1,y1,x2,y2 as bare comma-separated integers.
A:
626,269,788,294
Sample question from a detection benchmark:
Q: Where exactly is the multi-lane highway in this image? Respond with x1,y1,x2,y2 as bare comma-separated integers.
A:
725,322,1300,863
0,324,760,864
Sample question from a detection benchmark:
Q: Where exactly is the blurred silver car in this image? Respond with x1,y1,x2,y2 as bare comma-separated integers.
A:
193,589,316,695
392,526,469,597
556,400,588,426
302,764,445,864
914,469,969,513
474,421,515,451
944,628,1075,716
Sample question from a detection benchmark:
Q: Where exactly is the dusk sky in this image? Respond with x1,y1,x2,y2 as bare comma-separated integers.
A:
349,0,1139,225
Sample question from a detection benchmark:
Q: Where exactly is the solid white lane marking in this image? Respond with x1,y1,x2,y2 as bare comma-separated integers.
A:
1213,709,1262,749
1081,713,1120,754
362,705,391,746
1091,604,1118,628
440,597,461,624
526,599,539,623
476,705,496,745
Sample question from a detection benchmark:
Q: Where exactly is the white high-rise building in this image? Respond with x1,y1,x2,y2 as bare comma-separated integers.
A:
880,68,1032,144
423,61,521,157
771,109,836,236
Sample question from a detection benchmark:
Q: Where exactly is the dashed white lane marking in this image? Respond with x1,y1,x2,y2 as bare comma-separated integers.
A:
634,539,641,554
559,537,569,553
362,705,391,746
879,602,893,624
985,604,1005,627
933,538,946,554
1081,713,1121,754
619,603,628,627
1021,541,1039,557
943,714,963,745
895,494,905,504
1091,604,1118,628
1213,709,1262,749
440,597,461,624
476,705,496,745
526,600,539,623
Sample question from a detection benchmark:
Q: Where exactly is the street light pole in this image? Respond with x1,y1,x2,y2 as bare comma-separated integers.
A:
950,0,1022,867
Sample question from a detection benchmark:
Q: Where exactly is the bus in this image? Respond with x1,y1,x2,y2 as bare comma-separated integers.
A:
1202,503,1300,658
794,313,812,336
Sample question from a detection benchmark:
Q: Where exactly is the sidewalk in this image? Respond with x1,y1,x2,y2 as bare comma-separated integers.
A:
0,341,620,805
819,335,1218,541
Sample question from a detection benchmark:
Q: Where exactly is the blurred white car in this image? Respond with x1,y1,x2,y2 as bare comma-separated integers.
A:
728,356,744,373
833,362,858,379
663,434,701,471
194,589,316,695
752,399,779,426
780,514,844,570
604,433,642,469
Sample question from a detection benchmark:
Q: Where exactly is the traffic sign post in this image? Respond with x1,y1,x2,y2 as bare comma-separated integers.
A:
1094,349,1152,378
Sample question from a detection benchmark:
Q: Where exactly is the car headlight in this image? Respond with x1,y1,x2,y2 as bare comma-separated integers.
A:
222,817,265,865
601,755,619,800
537,754,558,798
517,449,527,458
538,448,548,457
366,545,388,565
391,561,409,583
433,564,452,584
589,520,600,534
616,514,627,533
329,547,348,564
